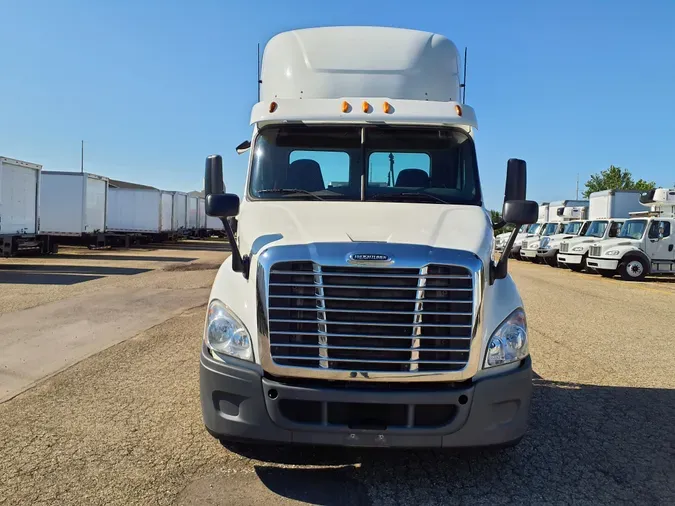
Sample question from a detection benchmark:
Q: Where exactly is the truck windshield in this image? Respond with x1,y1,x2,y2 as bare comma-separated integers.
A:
527,223,542,234
561,222,583,235
617,220,647,240
542,223,558,236
248,125,482,205
583,220,608,238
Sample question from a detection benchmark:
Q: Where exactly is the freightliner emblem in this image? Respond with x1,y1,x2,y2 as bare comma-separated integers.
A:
348,253,392,263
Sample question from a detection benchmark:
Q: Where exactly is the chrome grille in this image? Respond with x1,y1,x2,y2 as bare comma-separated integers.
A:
590,246,601,257
267,262,474,373
560,242,569,253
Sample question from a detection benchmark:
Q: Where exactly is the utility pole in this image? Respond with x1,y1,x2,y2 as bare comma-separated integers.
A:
388,152,394,186
576,173,579,199
81,140,84,173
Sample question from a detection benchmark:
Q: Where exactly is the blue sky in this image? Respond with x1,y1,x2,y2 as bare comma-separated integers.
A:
1,0,674,210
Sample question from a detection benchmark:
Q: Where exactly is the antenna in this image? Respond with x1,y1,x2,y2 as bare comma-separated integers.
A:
461,47,468,104
257,43,261,102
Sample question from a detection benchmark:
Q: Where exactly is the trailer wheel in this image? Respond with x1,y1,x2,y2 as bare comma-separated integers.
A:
620,256,647,281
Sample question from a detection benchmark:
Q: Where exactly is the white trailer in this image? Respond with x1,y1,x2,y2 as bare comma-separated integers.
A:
588,190,645,220
160,191,174,232
0,156,54,256
187,196,198,230
107,187,162,233
1,156,41,235
537,203,550,223
172,192,188,231
206,214,224,233
39,171,108,236
197,198,206,230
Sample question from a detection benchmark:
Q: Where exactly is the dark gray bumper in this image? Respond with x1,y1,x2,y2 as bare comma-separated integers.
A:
200,346,532,448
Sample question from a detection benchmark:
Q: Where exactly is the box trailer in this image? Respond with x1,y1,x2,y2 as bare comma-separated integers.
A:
187,196,198,230
107,187,161,233
172,192,188,230
206,214,224,232
160,191,174,232
588,190,644,220
39,171,108,236
197,198,206,229
1,156,41,235
0,156,55,256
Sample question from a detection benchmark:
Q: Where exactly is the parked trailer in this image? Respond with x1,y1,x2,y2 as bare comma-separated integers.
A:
588,190,645,220
0,156,54,256
187,196,198,231
172,192,188,231
197,197,206,237
160,191,174,233
107,187,162,234
206,214,225,235
39,171,108,237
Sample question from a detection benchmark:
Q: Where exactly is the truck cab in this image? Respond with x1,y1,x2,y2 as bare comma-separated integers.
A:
199,26,538,450
557,218,624,271
520,221,561,262
536,220,590,267
494,224,528,253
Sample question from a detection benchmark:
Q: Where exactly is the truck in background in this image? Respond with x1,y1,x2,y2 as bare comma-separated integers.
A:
0,156,56,257
586,188,675,280
494,203,549,258
557,190,644,271
199,26,538,451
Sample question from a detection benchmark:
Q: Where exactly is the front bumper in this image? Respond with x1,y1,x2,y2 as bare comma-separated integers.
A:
536,248,558,259
586,257,619,271
521,248,538,259
557,253,582,265
200,346,532,448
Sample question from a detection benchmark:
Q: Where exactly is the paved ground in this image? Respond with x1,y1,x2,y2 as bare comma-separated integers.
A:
1,254,673,505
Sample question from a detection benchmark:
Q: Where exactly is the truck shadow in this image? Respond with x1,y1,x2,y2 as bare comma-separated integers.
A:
53,253,197,263
243,377,674,504
0,264,152,285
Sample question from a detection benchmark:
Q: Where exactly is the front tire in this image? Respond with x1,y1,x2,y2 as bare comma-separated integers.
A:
620,256,648,281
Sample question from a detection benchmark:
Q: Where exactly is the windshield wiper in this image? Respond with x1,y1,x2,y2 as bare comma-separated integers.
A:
369,192,450,204
257,189,325,201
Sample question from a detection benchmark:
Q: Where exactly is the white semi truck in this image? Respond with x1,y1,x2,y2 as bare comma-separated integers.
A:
557,190,643,271
586,188,675,280
199,26,538,450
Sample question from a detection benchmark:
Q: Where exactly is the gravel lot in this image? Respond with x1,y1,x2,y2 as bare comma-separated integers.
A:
1,252,673,505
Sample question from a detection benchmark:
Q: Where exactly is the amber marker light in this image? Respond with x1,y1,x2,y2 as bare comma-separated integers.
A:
383,101,392,113
455,104,463,116
341,101,350,113
362,101,370,113
269,102,278,113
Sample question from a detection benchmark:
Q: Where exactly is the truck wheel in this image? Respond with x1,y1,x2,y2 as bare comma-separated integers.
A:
620,257,647,281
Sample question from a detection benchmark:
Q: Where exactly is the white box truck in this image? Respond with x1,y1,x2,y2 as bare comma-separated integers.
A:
0,156,54,256
107,187,162,234
557,190,643,271
586,188,675,280
198,26,539,451
39,171,108,237
172,192,188,231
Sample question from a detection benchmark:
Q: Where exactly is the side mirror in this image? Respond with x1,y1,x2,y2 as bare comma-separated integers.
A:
503,200,539,225
236,140,251,155
504,158,527,202
205,155,225,196
206,193,240,218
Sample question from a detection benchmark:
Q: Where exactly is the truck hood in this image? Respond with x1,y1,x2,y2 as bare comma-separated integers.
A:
591,238,640,249
237,201,493,258
565,236,603,246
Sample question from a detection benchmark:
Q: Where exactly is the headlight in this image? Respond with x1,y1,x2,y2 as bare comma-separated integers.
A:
204,299,253,361
572,246,584,252
606,250,621,256
484,309,528,368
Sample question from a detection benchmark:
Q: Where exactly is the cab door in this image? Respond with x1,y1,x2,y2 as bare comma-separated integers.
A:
645,220,675,272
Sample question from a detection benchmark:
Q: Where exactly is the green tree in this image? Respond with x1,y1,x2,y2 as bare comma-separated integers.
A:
583,165,655,198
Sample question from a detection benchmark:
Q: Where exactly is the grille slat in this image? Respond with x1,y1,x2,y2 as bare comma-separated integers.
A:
268,261,474,373
590,246,602,257
560,242,569,253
